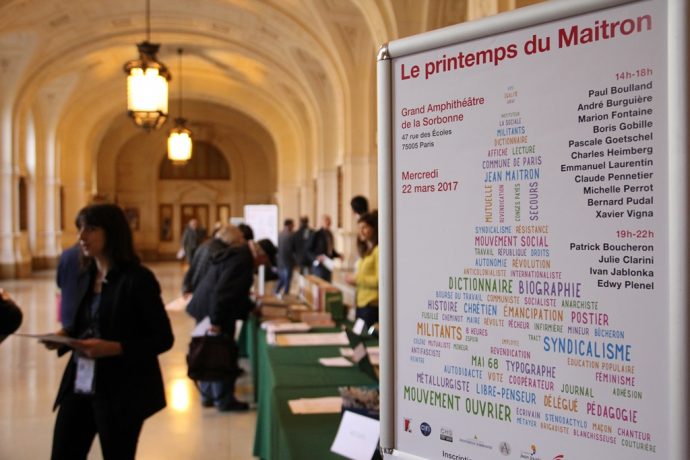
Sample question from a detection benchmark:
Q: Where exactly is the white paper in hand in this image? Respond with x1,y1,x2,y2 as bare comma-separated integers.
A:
191,317,211,337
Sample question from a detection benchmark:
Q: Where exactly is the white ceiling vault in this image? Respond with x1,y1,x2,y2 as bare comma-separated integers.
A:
0,0,494,188
0,0,541,228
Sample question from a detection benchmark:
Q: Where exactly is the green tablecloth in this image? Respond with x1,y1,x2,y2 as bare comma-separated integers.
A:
252,326,378,460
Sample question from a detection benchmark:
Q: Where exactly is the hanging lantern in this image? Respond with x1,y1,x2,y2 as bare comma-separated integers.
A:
167,48,192,164
168,118,192,164
123,0,171,131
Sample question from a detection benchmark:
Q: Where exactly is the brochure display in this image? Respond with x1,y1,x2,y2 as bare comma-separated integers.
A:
377,0,687,459
244,204,279,246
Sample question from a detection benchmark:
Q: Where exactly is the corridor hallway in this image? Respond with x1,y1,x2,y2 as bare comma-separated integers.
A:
0,262,257,460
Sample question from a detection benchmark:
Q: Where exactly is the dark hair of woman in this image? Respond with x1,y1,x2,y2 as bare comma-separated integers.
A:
238,223,255,241
77,204,140,267
358,211,378,247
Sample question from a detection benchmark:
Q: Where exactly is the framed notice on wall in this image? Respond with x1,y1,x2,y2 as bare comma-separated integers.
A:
377,0,688,459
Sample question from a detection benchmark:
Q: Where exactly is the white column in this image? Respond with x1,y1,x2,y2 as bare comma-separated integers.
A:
0,33,38,277
0,104,16,274
316,167,337,219
34,76,77,260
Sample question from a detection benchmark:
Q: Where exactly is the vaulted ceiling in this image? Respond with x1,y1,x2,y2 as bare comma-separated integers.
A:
0,0,473,172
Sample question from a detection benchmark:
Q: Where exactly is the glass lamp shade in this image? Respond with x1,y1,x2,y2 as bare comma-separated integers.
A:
167,118,193,164
124,42,171,131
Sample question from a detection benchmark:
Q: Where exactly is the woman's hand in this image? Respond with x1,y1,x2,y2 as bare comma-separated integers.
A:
72,338,123,358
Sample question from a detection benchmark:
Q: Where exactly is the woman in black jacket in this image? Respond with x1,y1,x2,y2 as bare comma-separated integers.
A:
45,204,174,460
186,224,254,411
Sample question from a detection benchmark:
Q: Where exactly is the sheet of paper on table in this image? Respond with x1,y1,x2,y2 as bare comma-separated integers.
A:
264,322,311,334
318,357,354,367
330,410,380,460
260,319,291,331
274,331,349,346
288,396,343,414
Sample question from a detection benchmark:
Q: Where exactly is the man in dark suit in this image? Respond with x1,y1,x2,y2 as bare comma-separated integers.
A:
275,219,296,295
308,215,340,282
292,216,313,275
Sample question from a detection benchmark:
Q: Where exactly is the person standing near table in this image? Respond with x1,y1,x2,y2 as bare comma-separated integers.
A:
292,216,313,275
345,212,379,329
186,224,254,411
308,215,340,282
274,218,296,295
45,203,174,460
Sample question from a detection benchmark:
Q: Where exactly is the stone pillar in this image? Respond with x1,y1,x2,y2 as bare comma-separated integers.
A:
339,153,377,269
316,167,338,220
0,104,17,278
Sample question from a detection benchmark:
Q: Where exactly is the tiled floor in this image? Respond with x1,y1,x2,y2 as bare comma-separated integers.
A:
0,262,257,460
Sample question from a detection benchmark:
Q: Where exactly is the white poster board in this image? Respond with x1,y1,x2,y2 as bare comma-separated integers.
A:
378,0,687,459
243,204,278,246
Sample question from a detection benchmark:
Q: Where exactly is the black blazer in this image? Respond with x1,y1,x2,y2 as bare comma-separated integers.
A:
186,244,254,329
307,228,340,263
55,263,174,420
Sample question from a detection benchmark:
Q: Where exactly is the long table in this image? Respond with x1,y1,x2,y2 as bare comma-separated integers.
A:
251,323,378,460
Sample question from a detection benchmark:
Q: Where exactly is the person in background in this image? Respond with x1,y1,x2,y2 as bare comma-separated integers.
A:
238,223,275,280
56,243,81,329
182,226,236,297
181,218,205,264
350,195,370,259
0,289,23,344
185,225,254,411
292,216,313,275
345,212,379,329
56,207,87,329
308,215,341,282
44,203,174,460
350,195,369,219
274,219,296,295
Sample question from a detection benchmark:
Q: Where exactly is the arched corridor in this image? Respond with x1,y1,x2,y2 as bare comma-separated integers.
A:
0,0,541,279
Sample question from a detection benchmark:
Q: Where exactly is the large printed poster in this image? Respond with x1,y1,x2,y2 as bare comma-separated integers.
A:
392,1,667,459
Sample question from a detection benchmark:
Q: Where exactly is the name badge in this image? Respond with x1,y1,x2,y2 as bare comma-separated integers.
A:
74,357,96,394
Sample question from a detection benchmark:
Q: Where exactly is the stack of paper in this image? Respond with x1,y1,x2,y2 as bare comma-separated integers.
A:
264,322,311,334
318,357,354,367
274,331,349,346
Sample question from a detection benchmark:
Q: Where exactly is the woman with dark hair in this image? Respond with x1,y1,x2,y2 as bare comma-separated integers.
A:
44,203,174,460
345,212,379,329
